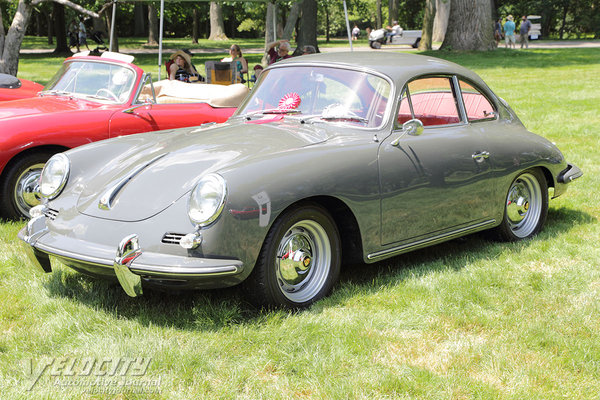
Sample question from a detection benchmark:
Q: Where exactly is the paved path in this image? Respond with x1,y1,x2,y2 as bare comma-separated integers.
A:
19,40,600,56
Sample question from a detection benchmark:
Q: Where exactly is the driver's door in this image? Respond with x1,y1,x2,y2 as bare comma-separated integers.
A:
378,76,495,245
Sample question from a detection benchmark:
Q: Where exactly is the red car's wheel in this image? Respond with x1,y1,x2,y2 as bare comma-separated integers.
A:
0,151,55,219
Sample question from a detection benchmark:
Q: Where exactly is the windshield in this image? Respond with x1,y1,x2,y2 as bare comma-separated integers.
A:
42,60,136,104
237,66,391,128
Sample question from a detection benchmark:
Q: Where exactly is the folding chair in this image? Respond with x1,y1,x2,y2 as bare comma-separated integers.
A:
205,61,238,85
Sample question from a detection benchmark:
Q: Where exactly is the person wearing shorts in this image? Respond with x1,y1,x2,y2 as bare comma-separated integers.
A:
503,15,516,49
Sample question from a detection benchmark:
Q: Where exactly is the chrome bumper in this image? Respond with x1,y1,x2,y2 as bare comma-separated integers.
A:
558,163,583,183
19,217,244,297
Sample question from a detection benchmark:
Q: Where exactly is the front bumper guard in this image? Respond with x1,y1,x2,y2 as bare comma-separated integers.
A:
19,221,244,297
114,234,144,297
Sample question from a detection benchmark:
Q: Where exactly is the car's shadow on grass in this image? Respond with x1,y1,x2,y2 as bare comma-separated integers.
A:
43,207,594,330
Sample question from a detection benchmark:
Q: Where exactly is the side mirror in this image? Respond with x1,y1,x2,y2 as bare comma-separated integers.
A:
402,119,424,136
391,118,424,146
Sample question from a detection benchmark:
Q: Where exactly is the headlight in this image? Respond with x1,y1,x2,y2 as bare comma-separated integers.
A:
188,174,227,226
39,153,70,199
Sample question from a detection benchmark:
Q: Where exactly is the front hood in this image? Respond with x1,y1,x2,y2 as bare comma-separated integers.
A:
75,118,329,221
0,95,102,119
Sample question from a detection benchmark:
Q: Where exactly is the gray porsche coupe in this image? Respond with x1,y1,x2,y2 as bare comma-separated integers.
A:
19,52,582,308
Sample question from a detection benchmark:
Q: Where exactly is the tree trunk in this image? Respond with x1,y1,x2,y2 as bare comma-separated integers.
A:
35,9,43,37
1,0,34,75
147,4,158,45
440,0,495,51
325,4,330,43
559,3,568,39
295,0,318,56
0,6,4,59
282,1,300,41
52,2,69,54
192,8,199,43
388,0,397,27
419,0,436,50
376,0,382,29
432,0,450,42
209,2,227,40
134,3,145,37
265,2,277,43
46,9,53,45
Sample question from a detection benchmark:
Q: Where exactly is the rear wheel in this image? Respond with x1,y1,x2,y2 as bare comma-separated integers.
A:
370,40,381,49
244,203,341,308
0,151,55,219
492,169,548,241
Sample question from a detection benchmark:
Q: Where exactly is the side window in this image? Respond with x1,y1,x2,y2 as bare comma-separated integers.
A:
397,77,460,127
459,80,496,122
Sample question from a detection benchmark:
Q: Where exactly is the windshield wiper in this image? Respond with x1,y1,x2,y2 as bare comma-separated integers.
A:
319,115,369,124
244,108,302,119
40,90,71,97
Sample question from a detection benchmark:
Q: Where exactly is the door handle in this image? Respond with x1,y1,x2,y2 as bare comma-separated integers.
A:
472,151,490,161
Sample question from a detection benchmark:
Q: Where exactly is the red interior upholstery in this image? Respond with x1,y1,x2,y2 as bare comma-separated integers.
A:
397,91,460,126
462,92,493,120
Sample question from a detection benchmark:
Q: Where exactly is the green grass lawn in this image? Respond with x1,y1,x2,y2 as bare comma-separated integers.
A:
1,45,599,399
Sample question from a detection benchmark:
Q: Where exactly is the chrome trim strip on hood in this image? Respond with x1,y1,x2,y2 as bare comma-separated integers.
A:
98,153,167,210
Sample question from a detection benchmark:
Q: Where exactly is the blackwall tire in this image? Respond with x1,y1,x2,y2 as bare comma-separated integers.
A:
0,151,55,219
244,203,341,308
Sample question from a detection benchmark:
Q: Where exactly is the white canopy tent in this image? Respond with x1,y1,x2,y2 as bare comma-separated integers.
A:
107,0,353,79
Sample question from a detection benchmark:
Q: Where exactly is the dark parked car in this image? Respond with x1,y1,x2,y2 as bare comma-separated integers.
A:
20,52,582,308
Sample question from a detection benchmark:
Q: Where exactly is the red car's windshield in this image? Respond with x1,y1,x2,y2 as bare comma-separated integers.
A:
42,60,136,104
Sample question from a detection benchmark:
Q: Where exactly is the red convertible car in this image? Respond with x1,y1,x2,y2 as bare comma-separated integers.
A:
0,52,248,219
0,73,44,101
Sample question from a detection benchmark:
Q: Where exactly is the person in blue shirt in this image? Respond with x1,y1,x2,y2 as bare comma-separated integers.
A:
503,15,516,49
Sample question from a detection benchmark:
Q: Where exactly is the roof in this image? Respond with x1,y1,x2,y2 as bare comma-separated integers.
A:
270,52,488,89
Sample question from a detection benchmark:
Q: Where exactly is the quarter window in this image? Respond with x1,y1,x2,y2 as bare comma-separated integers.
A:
397,77,460,127
459,80,496,122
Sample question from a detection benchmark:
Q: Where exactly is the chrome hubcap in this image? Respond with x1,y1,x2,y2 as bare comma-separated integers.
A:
276,220,331,303
506,173,542,238
14,163,45,217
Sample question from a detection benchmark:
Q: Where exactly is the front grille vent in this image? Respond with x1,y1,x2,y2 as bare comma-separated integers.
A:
44,208,59,221
161,233,185,245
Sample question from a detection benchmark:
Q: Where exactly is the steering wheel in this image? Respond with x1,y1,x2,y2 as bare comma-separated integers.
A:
95,88,119,102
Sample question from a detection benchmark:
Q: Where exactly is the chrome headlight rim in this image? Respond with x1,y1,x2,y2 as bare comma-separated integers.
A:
188,173,227,228
39,153,70,200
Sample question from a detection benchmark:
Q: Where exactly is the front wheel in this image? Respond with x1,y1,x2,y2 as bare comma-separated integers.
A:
492,169,548,241
0,151,55,219
244,203,341,308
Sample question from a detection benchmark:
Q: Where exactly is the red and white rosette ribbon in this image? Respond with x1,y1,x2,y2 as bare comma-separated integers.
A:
278,92,301,110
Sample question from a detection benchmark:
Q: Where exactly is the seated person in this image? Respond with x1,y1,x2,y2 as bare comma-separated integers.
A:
221,44,248,83
169,50,204,83
250,64,264,83
302,45,317,55
266,40,292,65
385,21,403,44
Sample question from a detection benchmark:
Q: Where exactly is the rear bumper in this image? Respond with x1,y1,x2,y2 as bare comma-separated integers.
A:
19,216,245,296
557,163,583,184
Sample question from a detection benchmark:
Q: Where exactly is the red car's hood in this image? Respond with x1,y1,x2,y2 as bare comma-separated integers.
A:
0,95,105,119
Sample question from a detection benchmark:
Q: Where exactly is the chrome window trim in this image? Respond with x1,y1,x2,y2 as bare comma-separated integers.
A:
393,74,468,133
236,63,396,131
455,76,499,123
